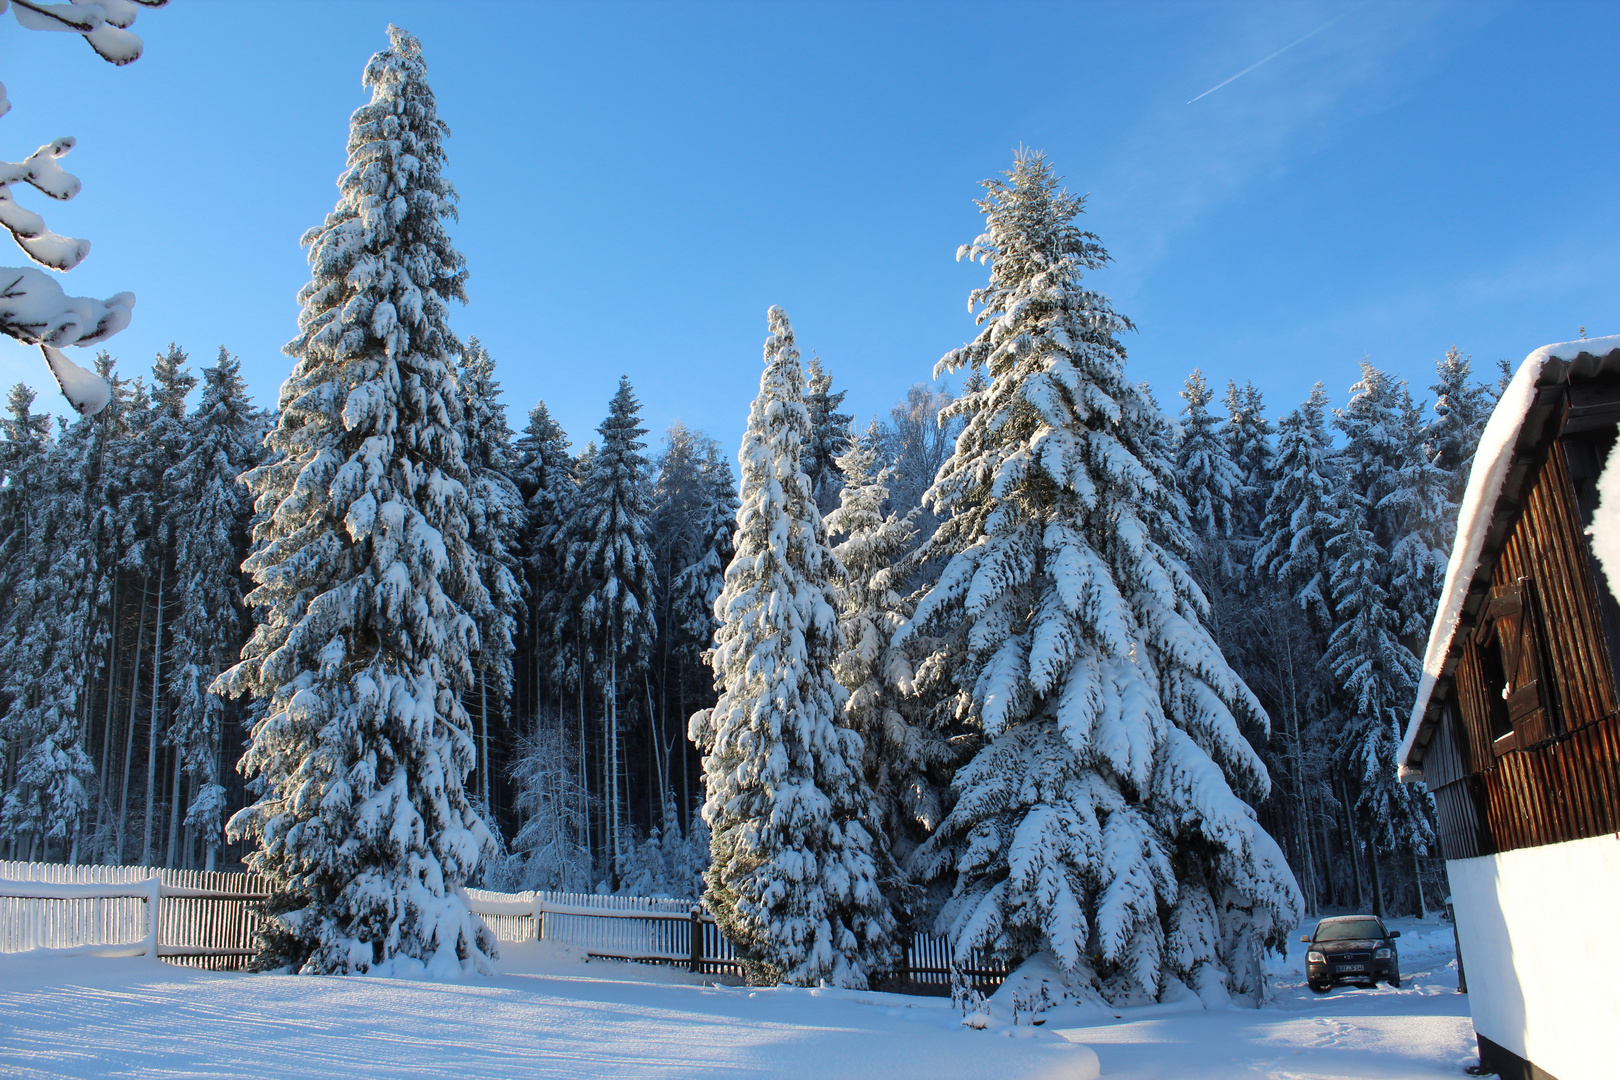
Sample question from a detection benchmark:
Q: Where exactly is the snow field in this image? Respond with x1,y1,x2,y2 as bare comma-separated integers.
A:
1047,916,1474,1079
0,940,1097,1080
0,917,1477,1080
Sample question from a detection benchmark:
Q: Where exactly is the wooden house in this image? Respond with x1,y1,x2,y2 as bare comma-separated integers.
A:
1401,336,1620,1080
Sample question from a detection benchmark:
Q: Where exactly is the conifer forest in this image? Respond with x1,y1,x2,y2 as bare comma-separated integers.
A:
0,24,1499,993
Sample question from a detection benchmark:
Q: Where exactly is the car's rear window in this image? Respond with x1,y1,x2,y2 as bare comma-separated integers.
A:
1314,918,1383,941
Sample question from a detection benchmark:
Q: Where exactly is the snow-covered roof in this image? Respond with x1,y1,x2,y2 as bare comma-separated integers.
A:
1400,335,1620,780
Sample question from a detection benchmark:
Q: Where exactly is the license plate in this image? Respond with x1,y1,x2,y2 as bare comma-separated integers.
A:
1337,964,1365,972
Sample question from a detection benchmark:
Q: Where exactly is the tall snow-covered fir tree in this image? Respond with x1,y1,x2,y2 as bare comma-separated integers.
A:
1425,346,1495,505
165,347,259,871
510,399,574,718
567,376,658,882
1253,385,1336,631
456,337,524,807
804,354,853,515
218,26,497,977
1326,363,1435,913
1221,380,1272,555
1176,369,1240,547
901,151,1300,1006
0,354,134,860
826,418,957,921
690,306,895,988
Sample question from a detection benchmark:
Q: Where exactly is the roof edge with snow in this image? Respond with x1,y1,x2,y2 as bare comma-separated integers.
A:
1400,335,1620,781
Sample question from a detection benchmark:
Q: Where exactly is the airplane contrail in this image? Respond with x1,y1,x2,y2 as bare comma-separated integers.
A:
1188,7,1359,104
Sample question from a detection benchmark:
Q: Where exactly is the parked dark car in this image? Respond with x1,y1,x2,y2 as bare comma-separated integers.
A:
1300,915,1401,993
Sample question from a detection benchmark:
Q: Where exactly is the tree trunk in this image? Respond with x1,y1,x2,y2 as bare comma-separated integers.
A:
1338,773,1365,911
91,572,121,856
608,645,620,890
1368,841,1384,919
165,749,182,868
141,562,166,867
478,670,490,806
117,577,150,863
578,642,590,873
1412,851,1427,919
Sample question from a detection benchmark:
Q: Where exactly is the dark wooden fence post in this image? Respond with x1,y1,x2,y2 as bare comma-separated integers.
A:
689,905,703,973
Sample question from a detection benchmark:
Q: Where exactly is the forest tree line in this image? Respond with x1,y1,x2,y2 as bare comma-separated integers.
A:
0,318,1495,920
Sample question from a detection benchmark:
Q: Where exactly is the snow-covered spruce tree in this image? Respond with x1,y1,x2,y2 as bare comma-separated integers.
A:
1253,385,1336,631
1387,385,1451,645
805,354,853,515
456,337,524,807
1323,487,1433,902
510,399,574,718
0,354,130,860
0,382,52,626
827,418,957,923
0,382,62,858
669,443,739,660
1327,364,1436,913
690,307,895,988
1176,369,1240,547
218,27,496,977
567,376,658,883
499,718,592,893
902,152,1300,1005
1425,346,1494,505
131,343,195,867
1221,381,1272,552
165,347,258,870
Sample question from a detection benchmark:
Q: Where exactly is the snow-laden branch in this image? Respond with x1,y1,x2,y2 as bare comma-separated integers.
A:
0,1,165,414
5,0,166,65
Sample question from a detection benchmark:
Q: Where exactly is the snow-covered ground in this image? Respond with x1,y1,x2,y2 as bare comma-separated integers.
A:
1049,916,1476,1079
0,917,1473,1079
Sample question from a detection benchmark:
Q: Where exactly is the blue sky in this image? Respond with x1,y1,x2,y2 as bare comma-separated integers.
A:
3,0,1616,460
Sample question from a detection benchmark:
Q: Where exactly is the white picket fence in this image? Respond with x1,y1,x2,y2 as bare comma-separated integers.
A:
0,860,267,968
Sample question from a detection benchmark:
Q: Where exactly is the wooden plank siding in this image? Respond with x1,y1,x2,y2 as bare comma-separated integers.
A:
1430,434,1620,861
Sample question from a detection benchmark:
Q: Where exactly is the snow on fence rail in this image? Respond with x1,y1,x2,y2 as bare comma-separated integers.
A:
0,861,267,969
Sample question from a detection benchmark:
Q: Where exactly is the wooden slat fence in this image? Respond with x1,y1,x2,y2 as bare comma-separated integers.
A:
0,861,267,969
3,865,1013,991
462,888,741,976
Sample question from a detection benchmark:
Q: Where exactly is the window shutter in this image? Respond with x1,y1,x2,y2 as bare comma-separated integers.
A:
1479,576,1551,752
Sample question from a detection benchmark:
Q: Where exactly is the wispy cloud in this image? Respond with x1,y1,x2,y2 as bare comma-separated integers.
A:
1086,3,1457,292
1187,6,1363,104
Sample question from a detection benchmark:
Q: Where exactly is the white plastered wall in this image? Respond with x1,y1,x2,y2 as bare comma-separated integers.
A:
1447,832,1620,1080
